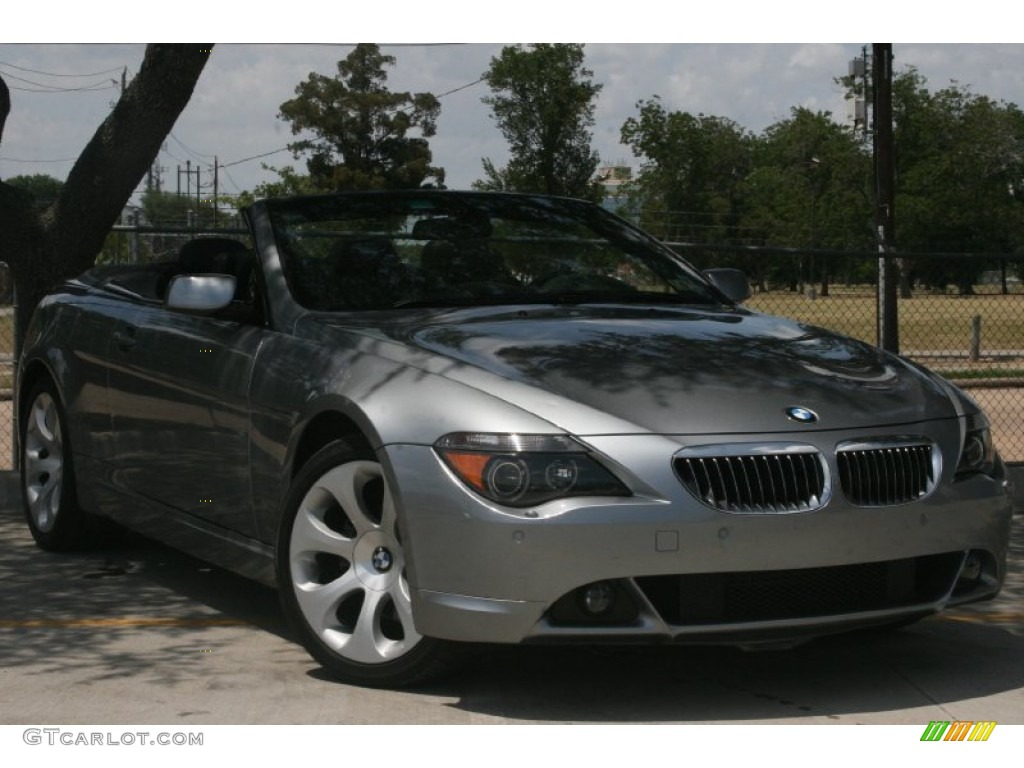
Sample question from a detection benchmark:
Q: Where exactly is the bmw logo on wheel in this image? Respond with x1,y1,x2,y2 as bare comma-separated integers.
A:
785,406,819,424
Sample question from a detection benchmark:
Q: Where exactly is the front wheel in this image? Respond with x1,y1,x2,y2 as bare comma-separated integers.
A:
277,440,458,687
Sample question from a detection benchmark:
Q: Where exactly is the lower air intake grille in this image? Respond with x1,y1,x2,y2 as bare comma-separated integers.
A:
635,553,962,625
837,442,935,506
674,448,827,513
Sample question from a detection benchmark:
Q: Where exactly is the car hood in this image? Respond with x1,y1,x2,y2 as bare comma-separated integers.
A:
315,305,957,435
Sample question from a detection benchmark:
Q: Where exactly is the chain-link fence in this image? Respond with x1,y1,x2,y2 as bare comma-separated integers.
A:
0,232,1021,467
674,243,1024,464
1,262,13,471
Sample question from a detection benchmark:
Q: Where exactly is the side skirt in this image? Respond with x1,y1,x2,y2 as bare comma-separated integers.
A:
76,454,277,587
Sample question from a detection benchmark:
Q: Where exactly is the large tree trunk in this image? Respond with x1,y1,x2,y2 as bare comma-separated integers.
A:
0,44,212,355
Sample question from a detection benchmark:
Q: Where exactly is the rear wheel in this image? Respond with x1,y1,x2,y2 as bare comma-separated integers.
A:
21,379,86,551
277,440,457,687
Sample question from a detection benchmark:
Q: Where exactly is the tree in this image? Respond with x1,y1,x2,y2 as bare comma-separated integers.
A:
278,44,443,191
140,188,218,227
740,108,872,293
234,164,320,208
840,65,1024,295
476,44,602,200
892,72,1024,294
4,174,64,209
0,44,212,351
620,98,754,243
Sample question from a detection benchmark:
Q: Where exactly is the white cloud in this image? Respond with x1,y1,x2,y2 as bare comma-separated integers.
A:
4,43,1024,195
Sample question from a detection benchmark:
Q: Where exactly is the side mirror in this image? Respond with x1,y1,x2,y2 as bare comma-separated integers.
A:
165,274,236,313
703,268,752,303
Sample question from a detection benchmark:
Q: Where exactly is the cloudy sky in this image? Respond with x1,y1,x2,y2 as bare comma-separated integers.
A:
3,21,1023,204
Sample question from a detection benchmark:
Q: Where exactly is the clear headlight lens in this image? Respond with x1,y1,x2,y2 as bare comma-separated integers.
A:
435,432,630,507
956,412,996,477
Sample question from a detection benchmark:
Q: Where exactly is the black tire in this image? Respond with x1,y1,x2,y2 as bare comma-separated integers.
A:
277,439,459,687
20,378,88,551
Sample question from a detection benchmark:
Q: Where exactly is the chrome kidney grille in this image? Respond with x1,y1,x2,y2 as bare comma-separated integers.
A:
674,440,936,513
673,445,828,513
836,441,936,506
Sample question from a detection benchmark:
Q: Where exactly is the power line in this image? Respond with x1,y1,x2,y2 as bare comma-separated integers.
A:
216,70,485,171
161,147,189,165
0,71,116,91
7,82,117,93
0,61,126,78
170,132,215,160
221,147,290,168
8,71,487,186
0,155,77,163
435,77,486,99
221,166,244,193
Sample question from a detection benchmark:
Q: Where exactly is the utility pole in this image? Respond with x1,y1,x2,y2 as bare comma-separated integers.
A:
178,161,192,199
873,43,899,353
177,162,201,226
213,156,219,226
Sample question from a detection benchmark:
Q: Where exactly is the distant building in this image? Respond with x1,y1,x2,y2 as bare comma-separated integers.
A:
594,163,637,219
120,204,145,226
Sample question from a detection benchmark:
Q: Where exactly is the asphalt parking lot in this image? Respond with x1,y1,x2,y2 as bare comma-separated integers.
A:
0,471,1021,725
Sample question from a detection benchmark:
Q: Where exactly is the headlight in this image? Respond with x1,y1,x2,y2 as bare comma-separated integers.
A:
956,412,996,477
435,432,630,507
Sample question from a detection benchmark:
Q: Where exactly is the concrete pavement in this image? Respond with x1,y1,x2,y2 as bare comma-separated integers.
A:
0,471,1021,724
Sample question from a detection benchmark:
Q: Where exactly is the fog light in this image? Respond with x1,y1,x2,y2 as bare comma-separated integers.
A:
959,552,983,583
580,581,616,615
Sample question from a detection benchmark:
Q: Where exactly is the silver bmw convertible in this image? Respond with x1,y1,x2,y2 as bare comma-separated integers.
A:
17,191,1014,687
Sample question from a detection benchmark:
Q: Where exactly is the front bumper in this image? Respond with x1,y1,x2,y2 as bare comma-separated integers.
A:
382,429,1013,646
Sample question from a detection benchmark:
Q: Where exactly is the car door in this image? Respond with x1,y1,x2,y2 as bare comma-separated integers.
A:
107,300,264,538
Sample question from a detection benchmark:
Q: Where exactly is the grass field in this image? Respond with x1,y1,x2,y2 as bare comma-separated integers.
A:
0,290,1020,357
747,289,1024,355
0,313,11,357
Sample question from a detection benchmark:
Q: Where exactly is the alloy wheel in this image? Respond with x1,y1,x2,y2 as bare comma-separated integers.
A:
288,460,421,664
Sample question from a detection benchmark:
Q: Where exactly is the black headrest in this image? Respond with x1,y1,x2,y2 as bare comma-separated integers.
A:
179,238,247,273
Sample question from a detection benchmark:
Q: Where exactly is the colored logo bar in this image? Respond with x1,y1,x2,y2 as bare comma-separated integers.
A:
920,721,997,741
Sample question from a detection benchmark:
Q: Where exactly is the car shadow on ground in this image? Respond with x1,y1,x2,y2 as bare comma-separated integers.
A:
407,617,1024,722
0,498,291,689
2,474,1020,722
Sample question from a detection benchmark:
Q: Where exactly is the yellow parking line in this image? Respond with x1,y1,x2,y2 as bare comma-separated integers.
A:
0,617,249,628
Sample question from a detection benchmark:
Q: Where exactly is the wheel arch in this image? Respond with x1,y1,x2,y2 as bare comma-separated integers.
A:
15,357,62,465
289,407,375,479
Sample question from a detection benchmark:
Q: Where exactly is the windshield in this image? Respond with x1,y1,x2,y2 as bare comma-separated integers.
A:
266,191,723,311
